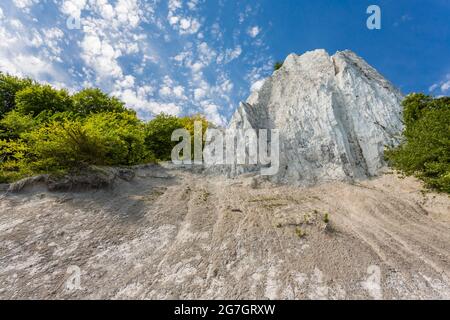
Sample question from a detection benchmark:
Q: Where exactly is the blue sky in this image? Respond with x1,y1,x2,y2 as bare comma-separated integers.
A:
0,0,449,125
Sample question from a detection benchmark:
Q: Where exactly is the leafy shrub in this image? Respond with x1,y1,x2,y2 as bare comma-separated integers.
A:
180,114,209,137
83,112,150,165
24,119,106,171
0,110,36,139
0,73,211,183
144,114,209,161
0,139,31,183
385,94,450,193
0,72,34,119
71,88,126,116
15,85,72,116
23,112,151,172
144,114,185,161
180,114,209,157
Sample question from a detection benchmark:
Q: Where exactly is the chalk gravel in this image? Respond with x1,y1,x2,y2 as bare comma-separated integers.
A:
0,165,449,299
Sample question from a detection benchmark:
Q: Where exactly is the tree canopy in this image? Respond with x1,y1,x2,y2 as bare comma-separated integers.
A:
385,93,450,193
0,73,210,183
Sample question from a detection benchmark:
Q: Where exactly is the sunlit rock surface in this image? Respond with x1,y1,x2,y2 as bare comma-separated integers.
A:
205,49,404,185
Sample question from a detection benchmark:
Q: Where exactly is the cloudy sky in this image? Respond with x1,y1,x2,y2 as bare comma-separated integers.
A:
0,0,449,125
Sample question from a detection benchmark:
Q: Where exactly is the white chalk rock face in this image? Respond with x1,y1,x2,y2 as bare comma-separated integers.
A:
205,49,404,185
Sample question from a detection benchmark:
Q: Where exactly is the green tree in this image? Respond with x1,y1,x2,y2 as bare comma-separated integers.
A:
83,112,149,165
15,85,72,116
0,110,36,139
144,114,185,161
23,111,150,171
401,93,433,127
0,139,31,183
0,72,34,118
71,88,127,116
386,94,450,193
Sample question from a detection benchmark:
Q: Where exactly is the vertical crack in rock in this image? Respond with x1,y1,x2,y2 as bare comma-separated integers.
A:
330,91,370,178
331,56,340,76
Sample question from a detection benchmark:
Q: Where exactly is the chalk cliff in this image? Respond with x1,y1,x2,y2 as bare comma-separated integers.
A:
205,49,404,185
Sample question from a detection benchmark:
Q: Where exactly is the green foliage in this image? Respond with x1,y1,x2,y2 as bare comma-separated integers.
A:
0,139,31,183
401,93,433,127
323,213,330,224
180,114,209,158
15,84,72,116
0,73,210,183
295,227,306,238
0,110,36,139
144,114,185,161
144,114,209,161
83,112,150,165
71,88,126,116
274,61,283,71
385,94,450,193
0,72,34,118
24,112,151,172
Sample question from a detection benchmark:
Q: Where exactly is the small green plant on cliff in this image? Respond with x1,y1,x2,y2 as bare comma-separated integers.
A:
295,227,306,238
273,61,283,71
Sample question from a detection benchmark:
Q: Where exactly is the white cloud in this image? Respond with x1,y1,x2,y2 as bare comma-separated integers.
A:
217,45,242,64
10,19,23,29
61,0,87,18
13,0,37,10
169,16,179,25
247,26,261,38
158,77,187,100
202,103,225,126
442,80,450,92
0,14,66,84
159,85,172,97
179,18,191,30
220,79,233,93
430,74,450,94
187,0,199,11
429,83,439,92
80,34,123,80
114,0,141,27
0,0,273,125
197,42,216,64
194,87,207,101
72,0,149,91
0,54,59,80
115,75,136,89
167,0,201,35
115,87,181,116
190,61,204,73
173,85,186,99
179,17,200,34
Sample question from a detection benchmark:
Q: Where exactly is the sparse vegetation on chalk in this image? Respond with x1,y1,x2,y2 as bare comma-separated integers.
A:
295,227,306,238
273,61,283,71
